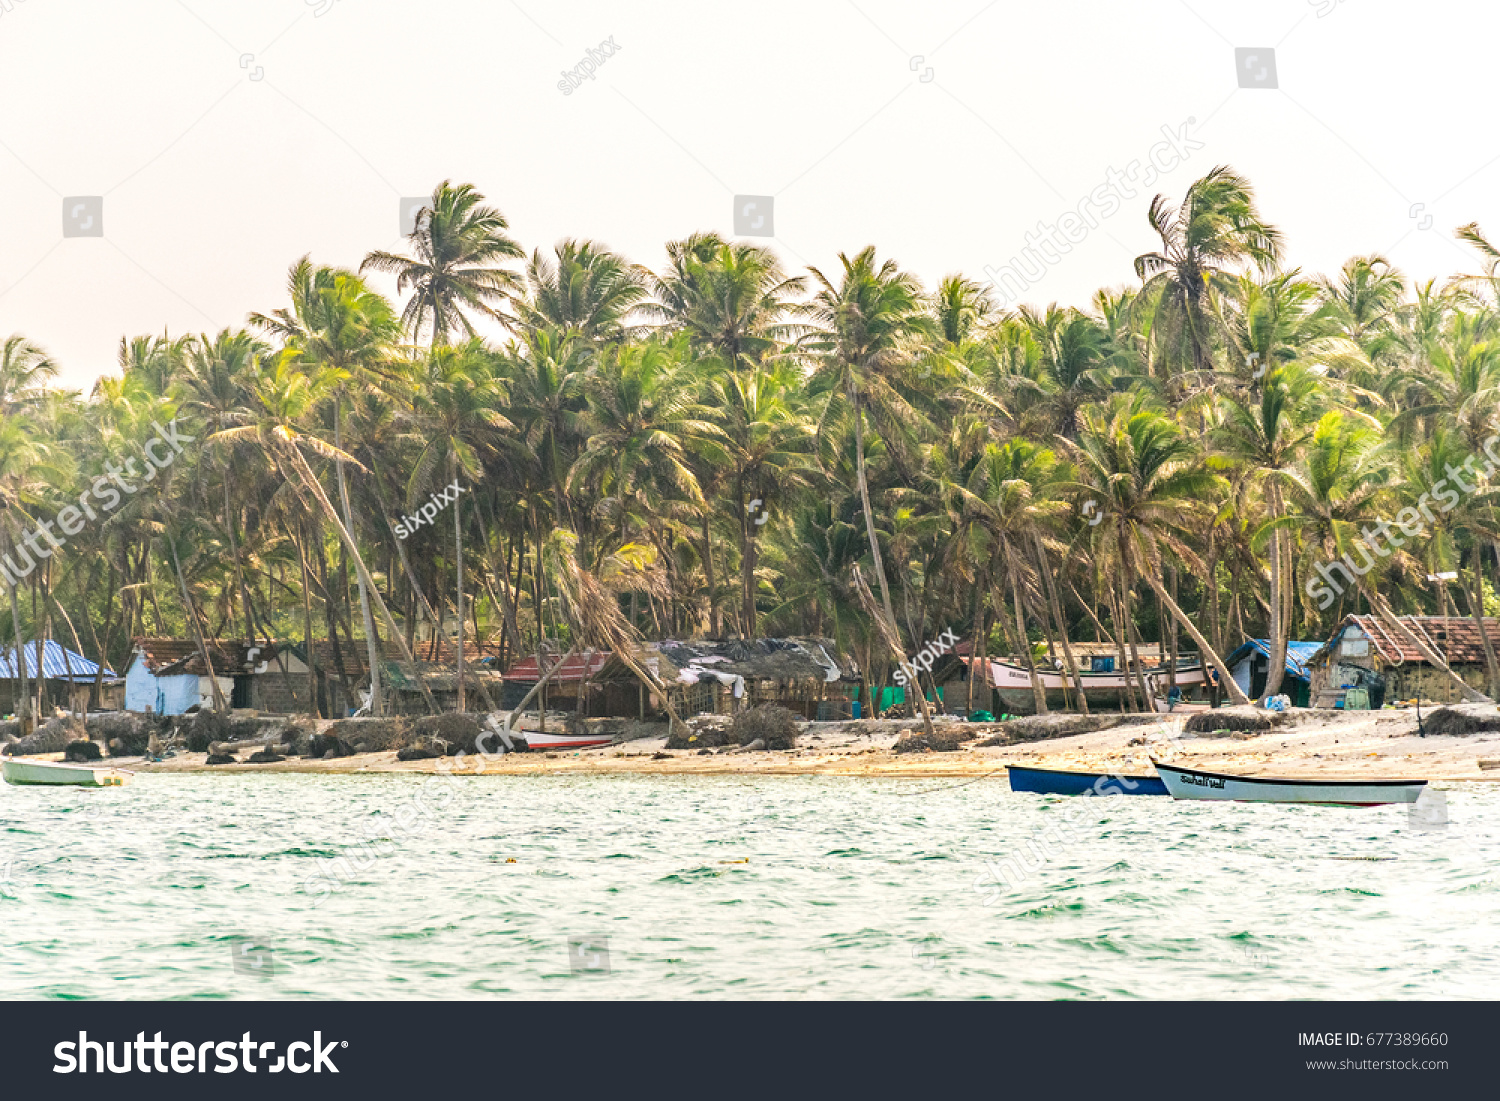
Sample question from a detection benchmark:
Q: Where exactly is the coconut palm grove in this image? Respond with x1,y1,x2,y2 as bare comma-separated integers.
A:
6,167,1500,719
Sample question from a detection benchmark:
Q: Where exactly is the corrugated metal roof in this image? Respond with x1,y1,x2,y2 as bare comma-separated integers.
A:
1227,639,1322,681
0,640,116,681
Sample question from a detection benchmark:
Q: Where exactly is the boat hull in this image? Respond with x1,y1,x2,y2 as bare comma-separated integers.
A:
1007,764,1168,796
989,661,1206,715
2,758,132,787
517,730,614,750
1154,760,1424,806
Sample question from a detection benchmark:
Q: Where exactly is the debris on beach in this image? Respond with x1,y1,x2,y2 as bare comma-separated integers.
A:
1419,705,1500,738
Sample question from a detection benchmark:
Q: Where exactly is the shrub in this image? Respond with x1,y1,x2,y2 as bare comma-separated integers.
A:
326,717,409,753
64,740,103,762
894,727,970,753
409,713,484,754
731,705,799,751
1421,707,1500,738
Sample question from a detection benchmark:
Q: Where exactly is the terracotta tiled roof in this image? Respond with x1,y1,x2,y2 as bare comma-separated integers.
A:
505,651,610,683
1321,615,1500,666
133,638,280,676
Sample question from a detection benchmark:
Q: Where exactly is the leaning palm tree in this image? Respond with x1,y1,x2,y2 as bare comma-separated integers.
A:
502,529,686,737
213,357,439,713
1133,166,1284,387
361,180,524,346
252,259,401,713
1066,396,1250,705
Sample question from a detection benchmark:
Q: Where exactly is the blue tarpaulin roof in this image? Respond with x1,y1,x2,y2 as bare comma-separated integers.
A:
0,641,116,681
1226,639,1321,682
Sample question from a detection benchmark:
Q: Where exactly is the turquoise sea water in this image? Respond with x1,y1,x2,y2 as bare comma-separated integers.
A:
2,774,1497,999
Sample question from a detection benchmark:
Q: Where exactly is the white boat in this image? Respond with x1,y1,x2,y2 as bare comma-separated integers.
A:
2,757,133,787
518,728,614,750
983,658,1208,714
1153,759,1424,806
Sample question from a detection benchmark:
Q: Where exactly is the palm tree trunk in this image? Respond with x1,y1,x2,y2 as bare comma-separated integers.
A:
1005,544,1047,714
502,643,580,736
1263,485,1288,698
1034,533,1088,715
334,401,382,715
282,436,440,715
967,589,981,715
852,565,934,737
848,381,902,646
1138,568,1250,706
1115,542,1153,708
4,529,31,731
453,454,465,713
166,530,228,712
1477,543,1500,699
222,460,254,642
701,512,721,636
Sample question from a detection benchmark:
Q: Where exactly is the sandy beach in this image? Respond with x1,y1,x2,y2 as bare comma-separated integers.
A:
52,706,1500,782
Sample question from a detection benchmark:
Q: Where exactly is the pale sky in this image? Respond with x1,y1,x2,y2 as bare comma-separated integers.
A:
1,0,1495,390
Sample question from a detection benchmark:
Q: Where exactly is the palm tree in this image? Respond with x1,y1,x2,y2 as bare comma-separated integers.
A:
1214,363,1323,697
361,180,524,346
518,239,650,343
1133,167,1284,386
0,336,57,417
404,339,511,709
251,259,402,713
1067,397,1250,704
806,247,937,649
702,360,814,637
1278,411,1489,702
179,329,265,641
213,356,439,713
653,233,807,370
957,438,1071,713
567,334,721,630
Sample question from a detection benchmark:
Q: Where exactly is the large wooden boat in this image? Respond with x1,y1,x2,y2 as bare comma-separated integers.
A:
985,659,1207,714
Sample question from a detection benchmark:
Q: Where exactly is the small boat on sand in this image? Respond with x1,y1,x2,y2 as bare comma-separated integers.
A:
517,729,614,750
3,758,133,787
1008,764,1169,796
1153,759,1424,806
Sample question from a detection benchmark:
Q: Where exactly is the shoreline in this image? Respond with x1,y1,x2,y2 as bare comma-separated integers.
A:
21,707,1500,782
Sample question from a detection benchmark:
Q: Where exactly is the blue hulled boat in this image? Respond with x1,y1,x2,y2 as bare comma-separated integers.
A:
1006,764,1169,797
